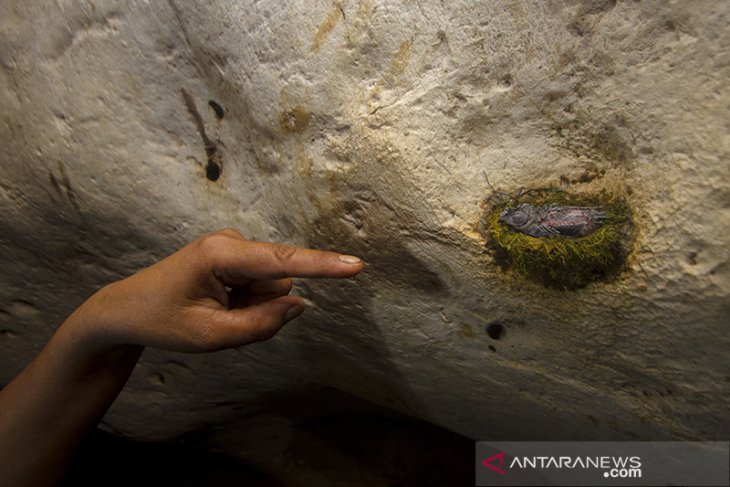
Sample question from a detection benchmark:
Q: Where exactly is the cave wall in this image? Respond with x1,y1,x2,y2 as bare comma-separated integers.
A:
1,0,728,451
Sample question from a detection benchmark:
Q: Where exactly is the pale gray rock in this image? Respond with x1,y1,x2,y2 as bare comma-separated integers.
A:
1,0,728,468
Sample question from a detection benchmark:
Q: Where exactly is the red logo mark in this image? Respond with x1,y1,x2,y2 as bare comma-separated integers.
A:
482,451,507,475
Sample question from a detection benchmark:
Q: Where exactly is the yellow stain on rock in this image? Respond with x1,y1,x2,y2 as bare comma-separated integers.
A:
279,106,311,134
366,40,413,114
383,40,412,85
312,1,345,52
458,323,477,339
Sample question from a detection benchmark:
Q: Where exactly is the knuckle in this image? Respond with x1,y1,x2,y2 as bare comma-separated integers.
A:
271,243,300,265
197,233,230,257
218,227,244,239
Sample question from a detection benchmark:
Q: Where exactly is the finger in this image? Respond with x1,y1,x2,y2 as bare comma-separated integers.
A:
246,292,290,306
247,278,293,296
244,278,293,306
239,241,364,279
228,280,292,308
212,295,305,348
204,236,364,281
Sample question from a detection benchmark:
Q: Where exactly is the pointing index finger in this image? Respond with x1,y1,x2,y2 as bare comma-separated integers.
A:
207,237,364,282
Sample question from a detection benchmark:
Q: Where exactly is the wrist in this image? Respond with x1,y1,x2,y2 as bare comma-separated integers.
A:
55,285,144,372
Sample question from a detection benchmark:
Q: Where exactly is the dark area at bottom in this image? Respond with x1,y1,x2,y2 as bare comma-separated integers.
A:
62,412,474,487
62,429,278,486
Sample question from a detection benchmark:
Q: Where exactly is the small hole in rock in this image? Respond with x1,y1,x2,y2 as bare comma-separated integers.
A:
205,161,221,181
208,100,225,119
486,323,505,340
488,345,496,352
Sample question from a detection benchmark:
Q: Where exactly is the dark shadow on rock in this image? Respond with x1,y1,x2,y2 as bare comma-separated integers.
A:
161,386,474,487
289,412,473,486
296,181,450,418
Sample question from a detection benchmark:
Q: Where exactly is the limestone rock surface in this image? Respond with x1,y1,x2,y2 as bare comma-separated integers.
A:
1,0,728,459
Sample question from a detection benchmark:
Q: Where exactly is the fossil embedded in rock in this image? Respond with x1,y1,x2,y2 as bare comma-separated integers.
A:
499,203,607,238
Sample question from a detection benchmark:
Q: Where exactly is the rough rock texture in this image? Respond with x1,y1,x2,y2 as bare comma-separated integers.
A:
1,0,729,466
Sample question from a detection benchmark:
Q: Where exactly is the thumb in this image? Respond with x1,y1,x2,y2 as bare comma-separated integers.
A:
213,296,305,348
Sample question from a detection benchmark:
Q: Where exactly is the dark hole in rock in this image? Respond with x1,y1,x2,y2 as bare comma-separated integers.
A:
486,323,505,340
208,100,225,119
205,160,221,181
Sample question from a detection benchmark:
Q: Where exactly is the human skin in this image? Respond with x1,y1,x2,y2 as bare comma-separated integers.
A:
0,229,364,487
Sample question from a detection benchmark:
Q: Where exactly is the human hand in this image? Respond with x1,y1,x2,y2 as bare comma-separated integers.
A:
68,229,364,353
0,228,363,486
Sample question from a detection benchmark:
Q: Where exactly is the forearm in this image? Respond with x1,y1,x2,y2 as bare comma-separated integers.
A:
0,230,363,486
0,315,143,487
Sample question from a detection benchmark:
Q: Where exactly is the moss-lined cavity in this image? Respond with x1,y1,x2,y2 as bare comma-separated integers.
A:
485,188,632,290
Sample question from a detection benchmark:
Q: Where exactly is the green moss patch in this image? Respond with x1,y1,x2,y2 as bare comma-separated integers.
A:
484,188,632,290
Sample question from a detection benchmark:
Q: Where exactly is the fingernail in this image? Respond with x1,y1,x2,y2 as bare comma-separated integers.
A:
284,304,305,322
338,254,362,264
